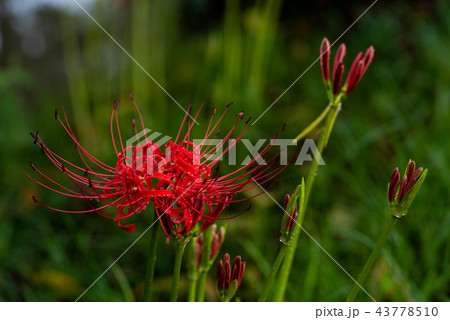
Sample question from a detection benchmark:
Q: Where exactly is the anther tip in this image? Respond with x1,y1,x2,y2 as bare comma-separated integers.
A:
236,111,244,119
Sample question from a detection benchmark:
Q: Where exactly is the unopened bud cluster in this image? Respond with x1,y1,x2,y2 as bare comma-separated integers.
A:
388,160,427,218
320,37,374,105
216,253,246,302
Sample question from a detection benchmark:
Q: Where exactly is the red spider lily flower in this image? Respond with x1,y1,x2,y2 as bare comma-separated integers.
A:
387,160,427,218
26,95,291,241
216,253,246,302
319,37,374,102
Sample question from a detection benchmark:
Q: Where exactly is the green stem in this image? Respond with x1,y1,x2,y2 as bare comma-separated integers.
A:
346,217,399,302
258,245,288,302
293,104,331,142
273,103,339,301
188,275,198,302
170,242,187,302
197,228,213,302
142,225,160,301
187,240,198,302
197,271,208,302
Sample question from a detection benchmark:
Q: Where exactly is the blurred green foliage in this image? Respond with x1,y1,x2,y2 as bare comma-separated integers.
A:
0,0,449,301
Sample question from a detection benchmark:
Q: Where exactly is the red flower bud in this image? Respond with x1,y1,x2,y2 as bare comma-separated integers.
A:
320,38,331,83
397,175,408,202
333,44,346,78
344,53,364,95
406,167,423,191
393,165,423,203
284,195,299,232
388,160,427,218
209,225,225,261
216,253,246,296
224,263,231,290
363,46,375,70
388,167,400,202
406,160,415,181
319,38,374,100
332,63,344,96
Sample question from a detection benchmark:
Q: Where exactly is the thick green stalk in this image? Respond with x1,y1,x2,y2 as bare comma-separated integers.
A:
273,103,338,301
188,276,198,302
346,217,399,302
170,242,187,302
196,272,208,302
258,245,288,302
197,228,213,302
141,225,160,301
187,240,198,302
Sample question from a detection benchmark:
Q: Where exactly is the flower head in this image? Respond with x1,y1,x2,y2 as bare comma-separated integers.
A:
388,160,427,218
320,37,374,104
216,253,246,302
26,96,290,242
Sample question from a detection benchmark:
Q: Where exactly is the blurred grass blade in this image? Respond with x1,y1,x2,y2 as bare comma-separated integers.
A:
111,263,135,302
